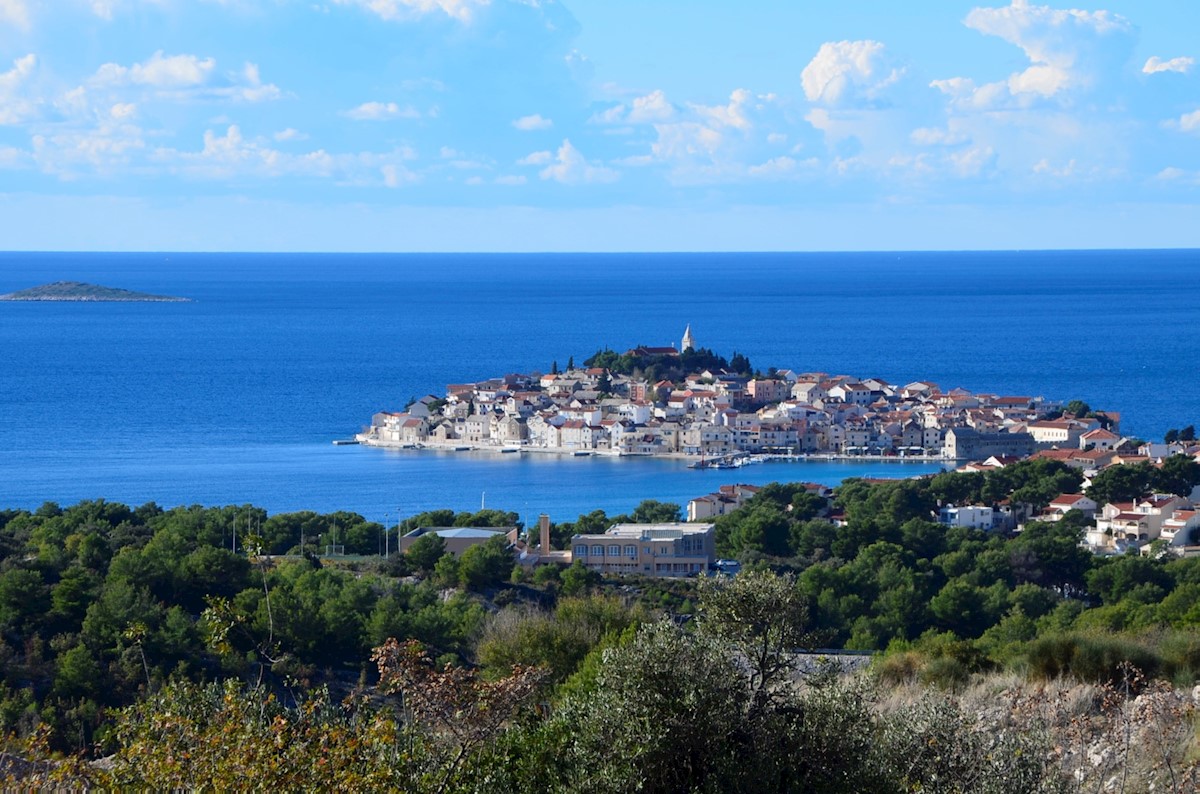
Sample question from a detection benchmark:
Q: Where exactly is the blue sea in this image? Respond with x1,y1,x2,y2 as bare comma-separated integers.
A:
1,250,1197,525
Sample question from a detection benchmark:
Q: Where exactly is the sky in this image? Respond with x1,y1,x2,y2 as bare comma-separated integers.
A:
0,0,1198,252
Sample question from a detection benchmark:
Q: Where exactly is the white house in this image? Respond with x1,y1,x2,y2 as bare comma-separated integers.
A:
939,505,995,531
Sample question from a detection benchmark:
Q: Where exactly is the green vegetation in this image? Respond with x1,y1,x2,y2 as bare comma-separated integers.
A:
13,569,1199,792
583,345,752,383
6,470,1200,788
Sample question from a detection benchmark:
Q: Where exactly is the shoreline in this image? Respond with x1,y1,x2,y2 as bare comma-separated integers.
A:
356,439,953,465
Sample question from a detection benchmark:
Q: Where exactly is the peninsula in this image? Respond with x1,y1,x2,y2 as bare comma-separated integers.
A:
358,325,1125,466
0,281,190,302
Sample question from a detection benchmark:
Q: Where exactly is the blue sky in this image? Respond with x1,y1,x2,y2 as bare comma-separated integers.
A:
1,0,1198,251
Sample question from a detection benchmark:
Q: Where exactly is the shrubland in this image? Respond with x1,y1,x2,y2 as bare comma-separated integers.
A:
3,459,1200,789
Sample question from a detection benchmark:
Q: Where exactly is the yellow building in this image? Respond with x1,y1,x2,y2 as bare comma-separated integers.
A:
571,522,715,577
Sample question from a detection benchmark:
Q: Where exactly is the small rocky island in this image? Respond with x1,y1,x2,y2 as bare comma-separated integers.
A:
0,281,190,302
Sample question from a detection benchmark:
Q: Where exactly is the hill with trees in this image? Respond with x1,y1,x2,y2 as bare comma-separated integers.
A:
3,477,1200,789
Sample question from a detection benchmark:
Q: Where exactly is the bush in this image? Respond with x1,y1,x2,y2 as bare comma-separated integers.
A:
1026,632,1162,685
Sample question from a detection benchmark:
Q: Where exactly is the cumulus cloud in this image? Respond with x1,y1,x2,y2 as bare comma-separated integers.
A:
0,54,38,124
89,52,280,102
31,116,147,178
591,89,675,125
381,162,418,187
942,0,1135,107
94,52,216,88
1143,56,1194,75
0,144,30,169
343,101,421,120
801,40,903,106
0,0,30,31
274,128,308,142
609,88,798,184
690,88,755,130
517,150,551,166
910,126,968,146
512,113,552,130
647,91,748,167
145,124,420,186
537,138,617,184
333,0,490,23
1175,109,1200,133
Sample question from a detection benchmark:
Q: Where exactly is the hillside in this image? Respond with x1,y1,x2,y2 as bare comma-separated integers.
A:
0,281,189,302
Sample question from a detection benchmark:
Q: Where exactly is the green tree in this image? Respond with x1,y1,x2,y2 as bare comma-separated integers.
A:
551,620,746,793
560,561,600,596
406,532,447,573
696,571,820,716
630,500,681,524
1087,462,1155,505
457,535,513,591
1065,400,1091,417
1151,454,1200,496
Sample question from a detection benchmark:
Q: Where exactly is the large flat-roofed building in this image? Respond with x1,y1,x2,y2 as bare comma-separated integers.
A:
571,522,715,577
399,526,518,556
943,427,1035,461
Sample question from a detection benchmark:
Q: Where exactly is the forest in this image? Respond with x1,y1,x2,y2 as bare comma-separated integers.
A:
3,456,1200,790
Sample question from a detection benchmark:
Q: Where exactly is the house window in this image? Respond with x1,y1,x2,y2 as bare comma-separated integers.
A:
624,545,637,557
607,546,621,556
574,545,588,556
591,545,604,556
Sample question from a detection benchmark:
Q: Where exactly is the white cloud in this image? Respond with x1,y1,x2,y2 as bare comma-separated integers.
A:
0,0,30,31
109,102,136,119
801,40,903,106
1177,109,1200,133
538,138,617,185
646,89,765,166
31,119,147,178
95,52,215,88
948,0,1134,106
1032,157,1077,177
690,88,754,131
628,90,675,123
517,150,551,166
343,101,421,120
237,62,282,102
591,89,675,126
1143,56,1194,75
147,124,420,186
333,0,489,23
494,174,525,185
381,163,418,187
512,113,552,131
0,144,30,168
0,54,37,124
910,126,967,146
88,52,280,103
745,156,817,179
949,144,996,178
274,128,308,142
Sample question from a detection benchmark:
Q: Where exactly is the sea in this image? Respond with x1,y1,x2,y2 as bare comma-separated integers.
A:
1,250,1197,526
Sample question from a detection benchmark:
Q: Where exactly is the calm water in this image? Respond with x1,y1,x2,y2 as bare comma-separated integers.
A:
1,250,1196,522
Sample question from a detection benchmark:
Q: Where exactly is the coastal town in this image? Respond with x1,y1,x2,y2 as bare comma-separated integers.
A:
359,325,1111,463
360,327,1200,563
